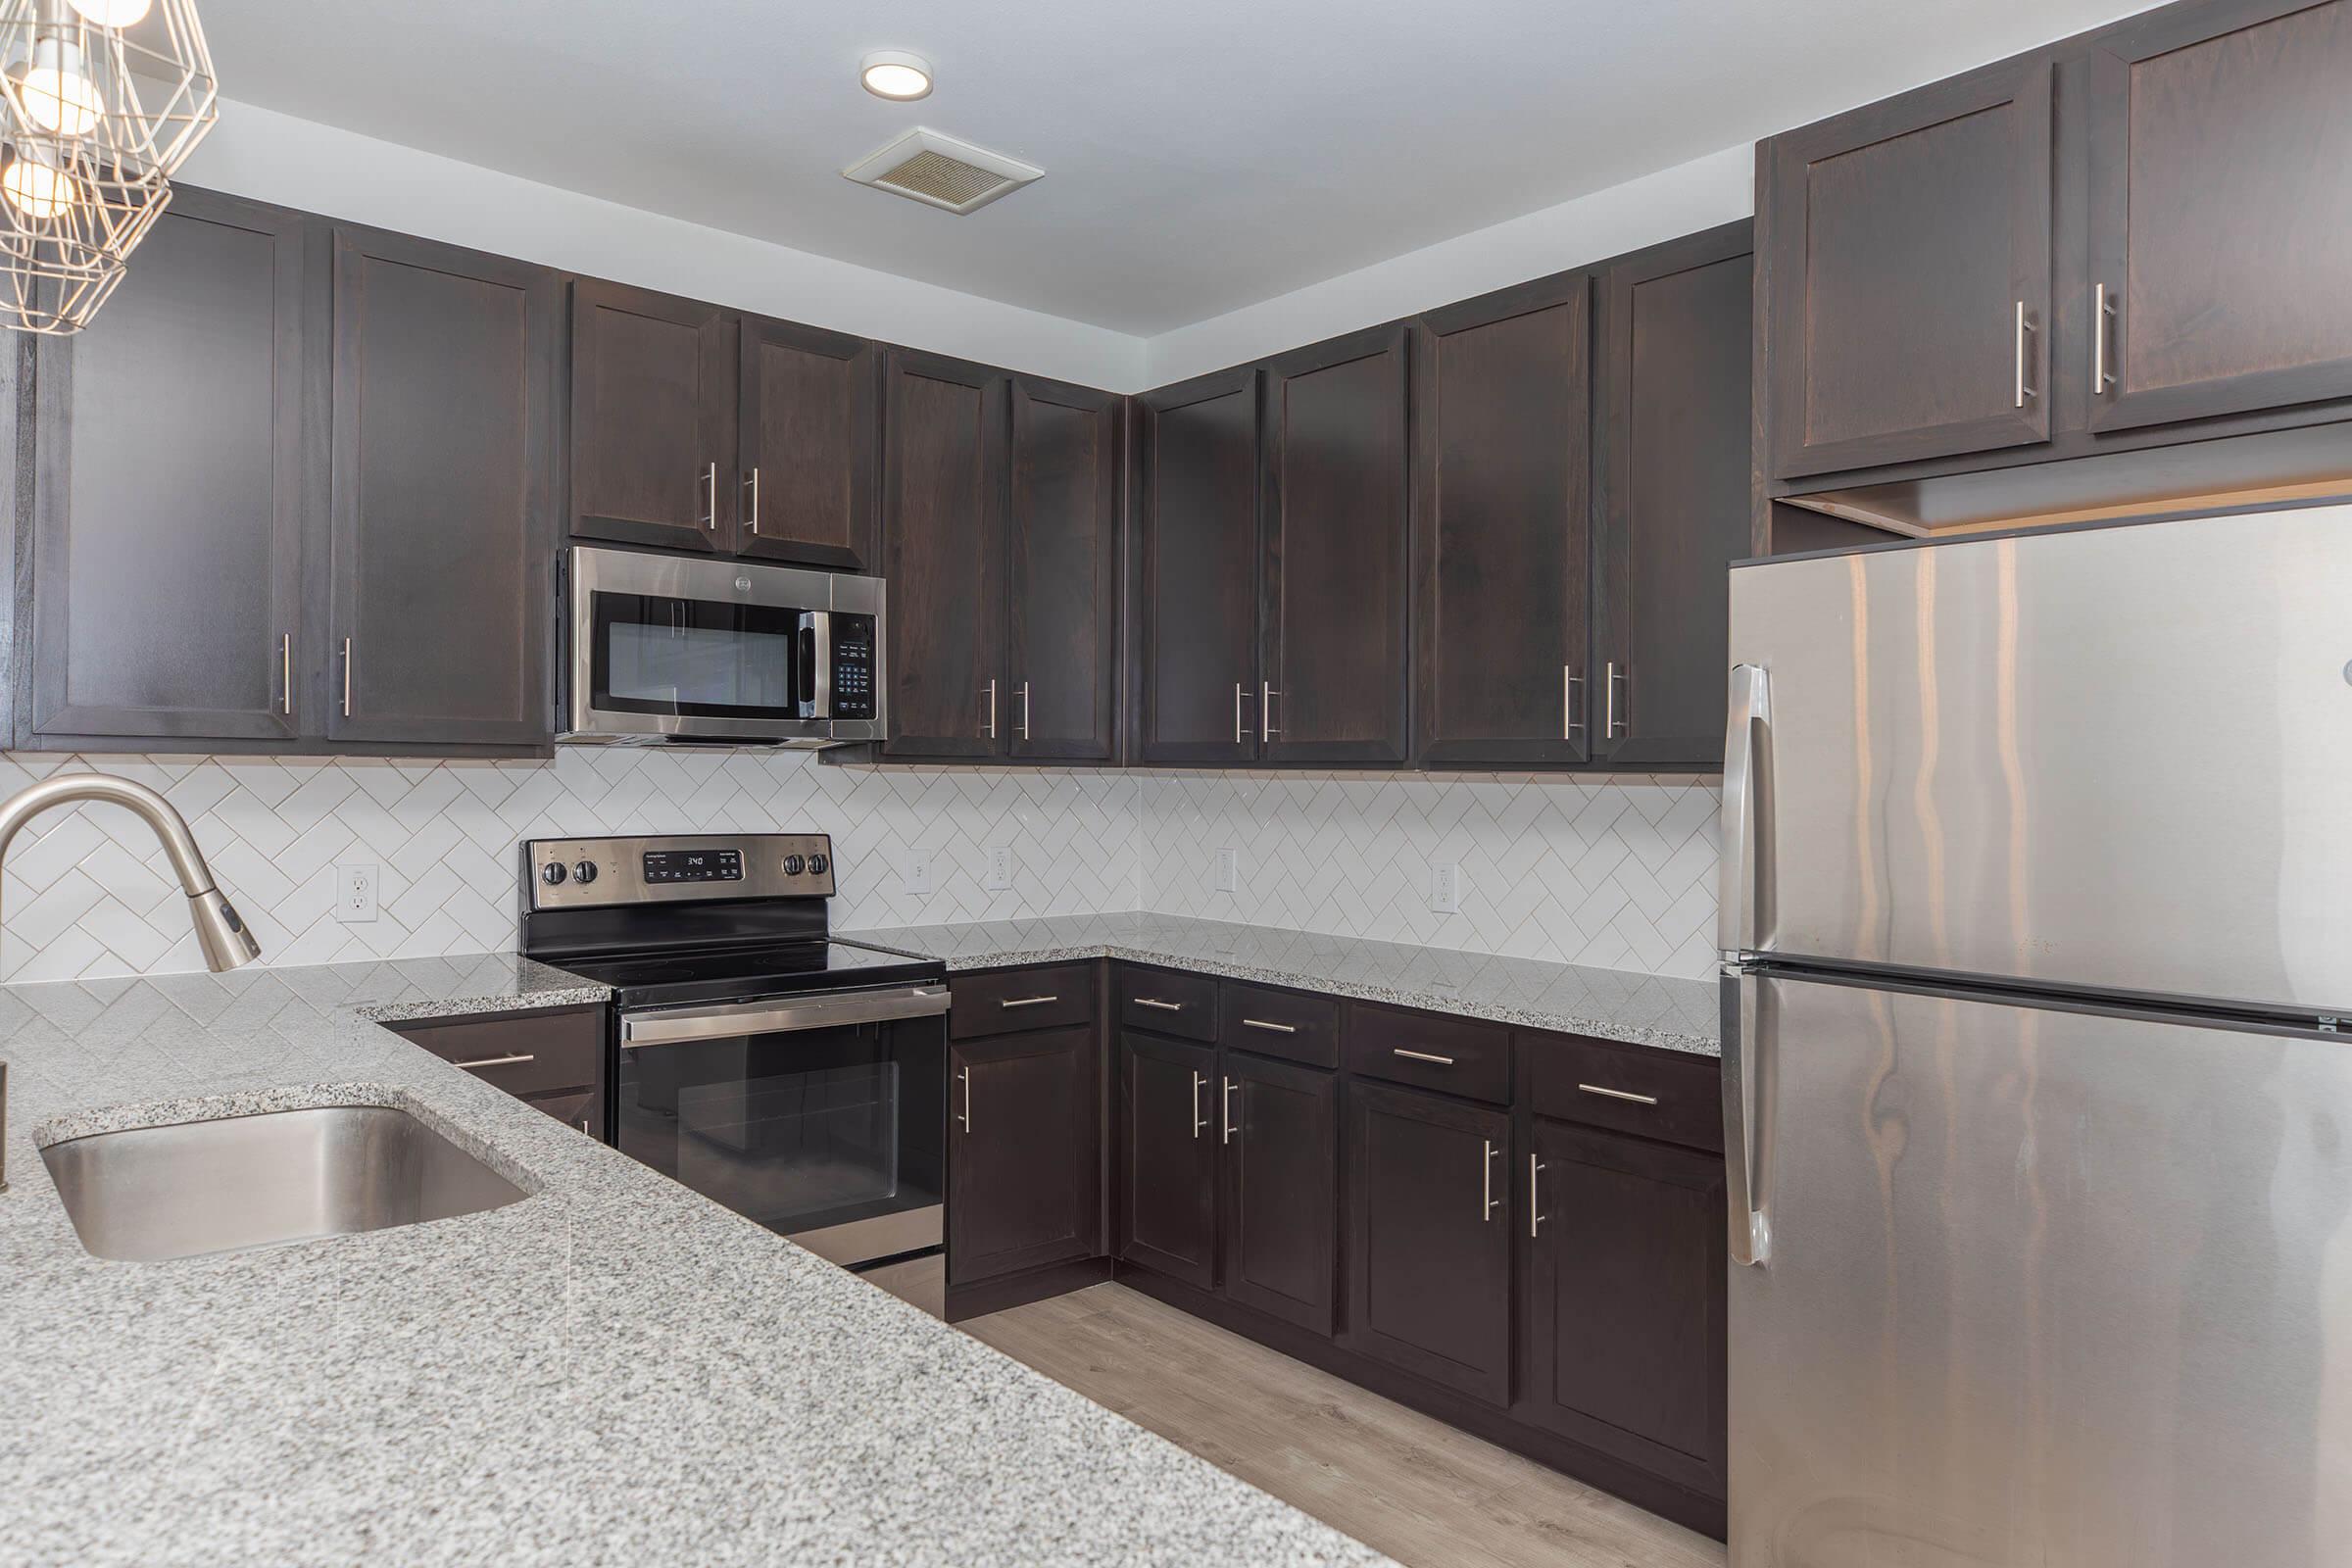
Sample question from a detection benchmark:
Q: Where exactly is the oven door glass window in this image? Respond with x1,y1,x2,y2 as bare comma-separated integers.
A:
616,1013,944,1246
591,592,806,719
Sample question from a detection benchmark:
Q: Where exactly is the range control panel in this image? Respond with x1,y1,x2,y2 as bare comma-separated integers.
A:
524,834,835,910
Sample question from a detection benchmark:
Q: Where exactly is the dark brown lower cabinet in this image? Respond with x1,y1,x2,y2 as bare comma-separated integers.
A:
1522,1117,1727,1496
1117,1029,1219,1287
1343,1081,1513,1404
949,1022,1099,1286
1219,1052,1337,1334
388,1006,606,1138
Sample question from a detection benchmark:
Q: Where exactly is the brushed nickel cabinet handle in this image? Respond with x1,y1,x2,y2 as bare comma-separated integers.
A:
1529,1154,1546,1239
454,1053,535,1070
2093,283,2117,392
956,1066,971,1132
341,637,353,717
1134,997,1185,1012
701,462,718,529
1261,682,1280,739
743,466,760,533
1604,662,1627,740
1482,1138,1500,1221
1234,682,1252,743
1563,665,1585,739
999,994,1059,1009
1393,1047,1455,1066
1222,1076,1237,1145
2013,301,2038,409
1192,1070,1207,1139
279,633,292,716
1577,1082,1660,1106
984,678,998,740
1018,680,1032,741
574,1112,591,1135
1241,1017,1298,1035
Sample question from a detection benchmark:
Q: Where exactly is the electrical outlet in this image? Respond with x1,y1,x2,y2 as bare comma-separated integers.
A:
336,862,378,923
904,851,932,897
985,846,1013,893
1431,862,1462,916
1215,847,1240,895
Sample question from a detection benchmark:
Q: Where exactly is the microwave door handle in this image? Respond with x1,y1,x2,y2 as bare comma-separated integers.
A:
621,984,952,1048
797,611,832,720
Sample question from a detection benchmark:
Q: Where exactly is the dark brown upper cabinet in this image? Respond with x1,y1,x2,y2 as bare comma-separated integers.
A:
1594,223,1753,768
1134,367,1262,765
1412,274,1593,767
326,227,560,750
28,189,315,748
736,316,878,567
881,349,1008,760
567,278,737,552
1259,325,1410,765
2084,0,2352,433
1007,376,1121,762
1764,58,2054,478
949,1022,1100,1287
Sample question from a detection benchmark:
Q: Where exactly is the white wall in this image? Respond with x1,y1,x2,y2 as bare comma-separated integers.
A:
182,99,1149,391
1140,145,1754,386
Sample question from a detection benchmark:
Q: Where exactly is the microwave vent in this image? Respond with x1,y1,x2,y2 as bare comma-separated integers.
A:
842,128,1043,216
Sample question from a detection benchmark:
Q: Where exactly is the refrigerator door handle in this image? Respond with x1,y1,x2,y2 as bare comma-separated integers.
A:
1718,662,1771,957
1723,968,1770,1267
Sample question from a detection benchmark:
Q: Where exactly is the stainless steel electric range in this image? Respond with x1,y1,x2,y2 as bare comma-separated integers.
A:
518,833,948,1268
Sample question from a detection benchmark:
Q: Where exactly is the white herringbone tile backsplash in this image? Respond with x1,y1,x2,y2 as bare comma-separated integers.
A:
0,752,1719,984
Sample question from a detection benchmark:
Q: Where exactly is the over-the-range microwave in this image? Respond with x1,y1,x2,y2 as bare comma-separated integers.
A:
562,545,886,747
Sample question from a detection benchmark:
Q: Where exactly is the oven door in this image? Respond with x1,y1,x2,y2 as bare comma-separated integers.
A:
615,984,949,1266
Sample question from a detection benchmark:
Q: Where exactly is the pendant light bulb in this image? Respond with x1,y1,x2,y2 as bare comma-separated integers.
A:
2,152,77,220
67,0,152,25
16,39,100,135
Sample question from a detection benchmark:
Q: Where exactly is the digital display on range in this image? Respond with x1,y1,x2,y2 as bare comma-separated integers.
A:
642,849,744,884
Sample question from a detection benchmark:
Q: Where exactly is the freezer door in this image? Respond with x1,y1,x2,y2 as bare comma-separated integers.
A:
1729,969,2352,1568
1724,502,2352,1012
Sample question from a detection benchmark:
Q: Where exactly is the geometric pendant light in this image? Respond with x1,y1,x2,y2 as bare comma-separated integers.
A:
0,0,217,333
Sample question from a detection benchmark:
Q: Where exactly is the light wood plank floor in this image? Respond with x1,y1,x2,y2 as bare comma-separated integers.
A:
861,1257,1723,1568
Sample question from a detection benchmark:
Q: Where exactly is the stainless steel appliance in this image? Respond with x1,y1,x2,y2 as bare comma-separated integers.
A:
518,832,948,1267
562,545,885,746
1720,501,2352,1567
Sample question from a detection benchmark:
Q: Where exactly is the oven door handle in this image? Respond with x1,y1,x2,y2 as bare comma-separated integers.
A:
619,984,952,1049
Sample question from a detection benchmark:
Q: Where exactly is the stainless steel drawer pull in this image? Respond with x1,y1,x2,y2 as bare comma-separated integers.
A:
1241,1018,1298,1035
1529,1154,1546,1239
1222,1076,1237,1145
454,1053,535,1070
957,1066,971,1133
1482,1138,1500,1221
1393,1047,1456,1066
1133,997,1185,1012
984,678,998,740
701,461,718,529
2093,282,2117,391
743,466,760,533
1577,1082,1660,1106
2014,300,2037,408
341,638,354,717
1604,661,1627,740
1192,1070,1207,1139
1234,681,1252,743
1563,665,1584,739
999,995,1059,1009
279,633,292,716
1261,682,1280,739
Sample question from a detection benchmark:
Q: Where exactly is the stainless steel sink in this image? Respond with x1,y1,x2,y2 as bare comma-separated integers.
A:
40,1103,528,1262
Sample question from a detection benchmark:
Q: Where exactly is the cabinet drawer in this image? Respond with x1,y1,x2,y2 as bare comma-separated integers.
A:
1115,964,1217,1042
1523,1030,1722,1154
1219,982,1340,1068
951,963,1097,1040
1346,1003,1510,1104
394,1008,602,1098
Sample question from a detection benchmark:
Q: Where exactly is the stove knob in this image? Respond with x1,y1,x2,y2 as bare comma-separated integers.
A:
808,853,830,876
540,861,567,886
573,860,599,885
781,854,807,876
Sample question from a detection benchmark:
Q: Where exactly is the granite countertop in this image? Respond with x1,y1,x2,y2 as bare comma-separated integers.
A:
840,913,1721,1057
0,954,1390,1568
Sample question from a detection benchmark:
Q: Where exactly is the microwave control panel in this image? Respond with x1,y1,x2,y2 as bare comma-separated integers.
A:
829,614,876,720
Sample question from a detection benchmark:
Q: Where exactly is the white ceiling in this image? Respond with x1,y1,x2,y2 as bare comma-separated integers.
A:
193,0,2146,336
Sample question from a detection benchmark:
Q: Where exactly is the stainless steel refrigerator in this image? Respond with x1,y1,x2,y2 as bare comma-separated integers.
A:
1719,502,2352,1568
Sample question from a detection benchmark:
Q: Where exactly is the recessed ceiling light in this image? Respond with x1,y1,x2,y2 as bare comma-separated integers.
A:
860,51,933,102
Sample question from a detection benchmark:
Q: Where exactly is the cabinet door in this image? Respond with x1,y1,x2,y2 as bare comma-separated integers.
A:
2085,0,2352,432
567,278,736,552
949,1023,1098,1286
1521,1118,1725,1496
29,189,311,745
1135,368,1259,764
1344,1081,1512,1403
737,316,877,567
1220,1052,1337,1336
1411,274,1592,767
1595,223,1753,768
1764,59,2052,477
1117,1030,1219,1288
326,227,558,748
1007,376,1120,762
881,349,1007,760
1260,325,1410,765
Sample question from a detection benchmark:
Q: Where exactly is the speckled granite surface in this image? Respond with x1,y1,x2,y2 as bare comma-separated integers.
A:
842,913,1721,1056
0,954,1391,1568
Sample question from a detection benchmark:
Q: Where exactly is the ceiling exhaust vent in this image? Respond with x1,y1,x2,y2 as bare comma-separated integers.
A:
842,127,1043,216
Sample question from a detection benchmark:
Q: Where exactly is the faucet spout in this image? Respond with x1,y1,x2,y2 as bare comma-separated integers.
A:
0,773,261,972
